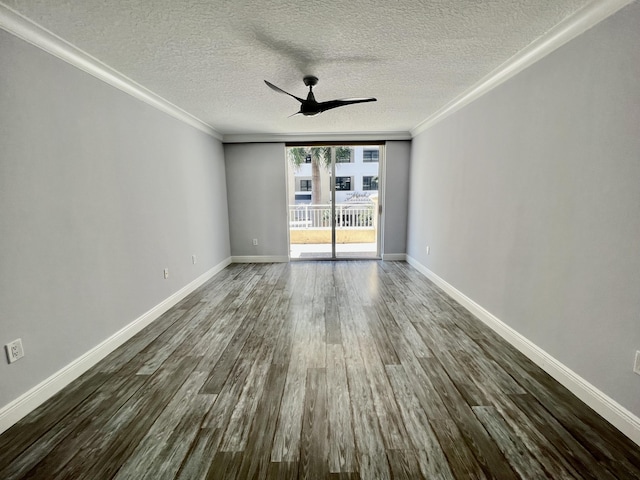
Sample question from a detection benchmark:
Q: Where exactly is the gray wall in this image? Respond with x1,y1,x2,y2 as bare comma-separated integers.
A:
383,141,411,256
224,143,289,258
225,142,411,259
0,30,231,408
407,2,640,416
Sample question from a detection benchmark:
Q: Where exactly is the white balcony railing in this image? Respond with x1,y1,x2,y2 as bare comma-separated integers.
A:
289,203,374,229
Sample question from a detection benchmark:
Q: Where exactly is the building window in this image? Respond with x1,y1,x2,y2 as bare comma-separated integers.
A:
299,180,312,191
363,176,378,190
335,176,352,191
363,149,379,162
336,148,352,163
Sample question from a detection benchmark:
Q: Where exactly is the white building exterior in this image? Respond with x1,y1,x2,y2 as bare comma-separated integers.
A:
288,146,380,204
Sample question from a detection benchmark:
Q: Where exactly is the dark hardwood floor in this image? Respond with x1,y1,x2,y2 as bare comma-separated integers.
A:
1,261,639,479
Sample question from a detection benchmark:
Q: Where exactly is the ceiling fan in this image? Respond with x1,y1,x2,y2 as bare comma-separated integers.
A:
264,76,376,117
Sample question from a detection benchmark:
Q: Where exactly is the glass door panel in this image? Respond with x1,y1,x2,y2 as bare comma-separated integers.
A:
334,145,380,258
287,145,381,260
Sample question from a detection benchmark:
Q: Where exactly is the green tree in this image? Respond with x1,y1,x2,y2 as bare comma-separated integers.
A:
288,146,351,204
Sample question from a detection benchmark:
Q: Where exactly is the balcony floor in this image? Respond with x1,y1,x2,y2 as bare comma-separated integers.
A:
290,242,377,259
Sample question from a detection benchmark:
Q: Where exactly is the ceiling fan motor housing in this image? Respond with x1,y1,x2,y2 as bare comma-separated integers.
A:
303,75,319,87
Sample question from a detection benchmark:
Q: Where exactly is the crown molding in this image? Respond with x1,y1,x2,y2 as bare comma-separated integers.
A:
411,0,635,137
0,3,223,141
223,131,412,144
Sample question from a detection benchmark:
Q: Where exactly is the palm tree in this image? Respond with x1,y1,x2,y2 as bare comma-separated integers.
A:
288,147,329,205
288,146,352,204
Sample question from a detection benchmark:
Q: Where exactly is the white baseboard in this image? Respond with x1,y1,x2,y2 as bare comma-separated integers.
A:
406,255,640,447
381,253,407,261
231,255,289,263
0,256,231,435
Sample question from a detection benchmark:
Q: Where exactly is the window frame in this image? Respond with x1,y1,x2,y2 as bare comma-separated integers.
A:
363,176,378,191
335,176,353,191
362,149,379,163
335,148,353,163
299,179,312,192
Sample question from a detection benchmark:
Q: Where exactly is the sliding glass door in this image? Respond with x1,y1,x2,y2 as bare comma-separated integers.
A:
287,144,382,260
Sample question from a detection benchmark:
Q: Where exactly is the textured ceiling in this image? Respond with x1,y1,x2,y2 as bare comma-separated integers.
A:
3,0,595,136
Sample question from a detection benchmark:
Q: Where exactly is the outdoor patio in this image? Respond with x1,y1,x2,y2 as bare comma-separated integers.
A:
289,242,377,259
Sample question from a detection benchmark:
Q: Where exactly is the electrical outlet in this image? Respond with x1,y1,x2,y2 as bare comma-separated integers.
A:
252,238,258,246
192,255,197,264
164,268,169,279
426,245,430,255
634,351,640,376
5,339,24,364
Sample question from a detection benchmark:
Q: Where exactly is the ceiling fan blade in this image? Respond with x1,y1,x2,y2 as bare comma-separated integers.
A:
334,97,378,102
317,97,377,113
264,80,304,103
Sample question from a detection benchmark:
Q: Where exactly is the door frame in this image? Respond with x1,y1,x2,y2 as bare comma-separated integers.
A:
286,141,385,261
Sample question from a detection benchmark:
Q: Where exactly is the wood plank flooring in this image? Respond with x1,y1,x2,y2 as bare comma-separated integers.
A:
1,261,639,479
